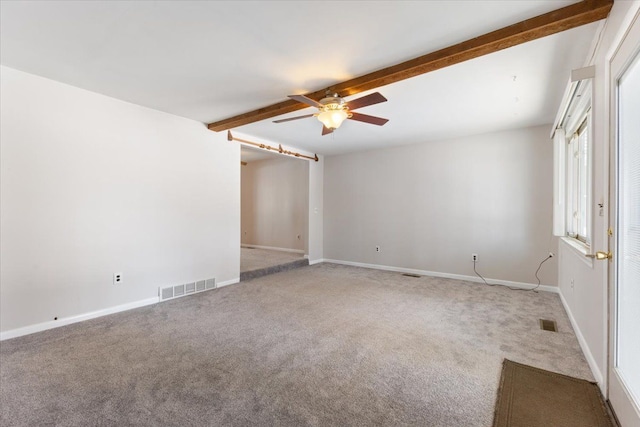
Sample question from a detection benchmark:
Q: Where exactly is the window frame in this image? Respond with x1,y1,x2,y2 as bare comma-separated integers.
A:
562,80,593,247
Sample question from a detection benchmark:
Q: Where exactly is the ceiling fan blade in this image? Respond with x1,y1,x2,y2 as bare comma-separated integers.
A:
273,114,315,123
346,92,387,111
322,125,334,136
289,94,322,108
348,112,389,126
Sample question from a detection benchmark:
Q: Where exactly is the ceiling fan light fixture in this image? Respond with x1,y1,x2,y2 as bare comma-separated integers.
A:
277,92,388,135
317,107,349,130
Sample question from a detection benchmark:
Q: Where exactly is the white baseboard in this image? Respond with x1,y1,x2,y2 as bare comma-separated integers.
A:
0,261,554,342
217,278,240,288
241,244,305,254
321,259,559,293
0,296,159,341
558,289,604,389
2,276,243,341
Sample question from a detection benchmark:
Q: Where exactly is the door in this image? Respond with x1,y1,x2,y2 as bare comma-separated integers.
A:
608,9,640,426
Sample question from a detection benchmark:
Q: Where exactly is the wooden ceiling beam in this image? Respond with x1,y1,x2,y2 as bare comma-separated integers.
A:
207,0,613,132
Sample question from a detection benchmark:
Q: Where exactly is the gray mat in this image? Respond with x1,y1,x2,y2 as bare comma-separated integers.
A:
493,359,613,427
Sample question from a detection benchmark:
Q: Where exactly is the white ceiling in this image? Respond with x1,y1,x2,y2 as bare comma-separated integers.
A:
0,1,600,156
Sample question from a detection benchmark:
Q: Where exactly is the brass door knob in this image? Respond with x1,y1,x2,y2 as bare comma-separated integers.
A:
586,251,612,260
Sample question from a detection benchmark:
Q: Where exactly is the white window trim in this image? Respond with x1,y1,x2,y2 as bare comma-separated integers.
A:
552,77,594,251
565,109,592,245
553,128,566,236
560,236,594,268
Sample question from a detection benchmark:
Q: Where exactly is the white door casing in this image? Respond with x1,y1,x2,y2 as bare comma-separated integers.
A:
608,6,640,426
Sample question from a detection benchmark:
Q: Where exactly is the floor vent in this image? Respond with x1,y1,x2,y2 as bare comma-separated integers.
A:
539,319,558,332
402,273,422,278
159,277,216,302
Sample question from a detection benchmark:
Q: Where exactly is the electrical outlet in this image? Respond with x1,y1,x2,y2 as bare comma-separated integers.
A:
376,246,381,252
113,273,123,285
472,253,478,262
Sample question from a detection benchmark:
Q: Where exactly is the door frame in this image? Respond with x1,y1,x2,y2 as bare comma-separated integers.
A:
607,5,640,425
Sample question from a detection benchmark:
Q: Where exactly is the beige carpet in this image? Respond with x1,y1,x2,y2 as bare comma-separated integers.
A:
0,263,592,426
240,246,304,272
493,359,613,427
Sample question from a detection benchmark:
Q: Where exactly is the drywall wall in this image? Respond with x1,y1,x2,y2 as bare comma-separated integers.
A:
241,156,309,251
558,241,604,384
0,66,240,334
557,0,640,393
324,125,557,285
308,155,324,264
241,163,255,245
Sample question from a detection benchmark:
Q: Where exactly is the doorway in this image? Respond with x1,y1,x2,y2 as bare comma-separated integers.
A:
608,8,640,425
240,145,309,279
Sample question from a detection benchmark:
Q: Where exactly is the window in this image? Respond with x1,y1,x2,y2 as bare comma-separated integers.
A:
552,78,593,246
565,115,591,244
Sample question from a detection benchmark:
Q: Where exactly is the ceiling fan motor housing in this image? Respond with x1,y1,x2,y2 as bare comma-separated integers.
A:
319,95,347,108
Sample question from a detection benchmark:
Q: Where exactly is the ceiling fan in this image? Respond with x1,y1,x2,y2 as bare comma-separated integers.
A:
273,91,389,136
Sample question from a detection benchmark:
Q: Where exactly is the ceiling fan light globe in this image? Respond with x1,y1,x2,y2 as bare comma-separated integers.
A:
318,109,348,130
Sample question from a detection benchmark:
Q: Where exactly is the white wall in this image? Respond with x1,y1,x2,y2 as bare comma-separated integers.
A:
0,66,240,335
324,125,557,285
308,155,324,264
557,0,640,392
558,242,605,384
241,156,308,251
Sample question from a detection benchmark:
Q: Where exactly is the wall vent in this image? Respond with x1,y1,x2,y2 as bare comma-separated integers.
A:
174,284,185,297
539,319,558,332
185,282,196,294
161,287,173,300
159,277,216,302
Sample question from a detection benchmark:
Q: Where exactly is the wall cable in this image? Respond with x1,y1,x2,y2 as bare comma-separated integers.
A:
473,254,554,293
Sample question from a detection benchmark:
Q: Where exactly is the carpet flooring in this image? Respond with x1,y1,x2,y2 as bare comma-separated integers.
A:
240,247,304,273
240,258,309,282
493,360,613,427
0,263,593,426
